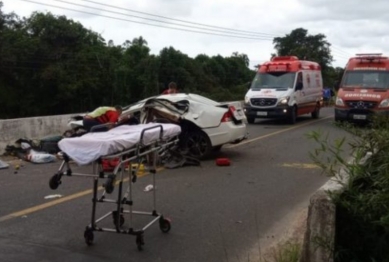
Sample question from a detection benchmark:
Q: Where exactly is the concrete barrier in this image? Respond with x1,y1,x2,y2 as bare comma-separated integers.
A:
0,114,75,154
300,166,351,262
299,152,373,262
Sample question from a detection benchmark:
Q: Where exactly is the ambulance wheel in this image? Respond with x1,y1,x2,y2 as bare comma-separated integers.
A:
311,103,320,119
49,174,61,190
159,217,171,233
84,228,94,246
247,117,255,124
288,107,297,124
136,235,144,251
335,116,344,123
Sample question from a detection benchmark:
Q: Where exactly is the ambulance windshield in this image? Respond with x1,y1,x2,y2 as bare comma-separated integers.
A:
250,72,296,90
342,71,389,89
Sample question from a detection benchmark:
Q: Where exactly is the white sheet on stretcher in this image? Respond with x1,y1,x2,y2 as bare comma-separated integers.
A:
58,123,181,165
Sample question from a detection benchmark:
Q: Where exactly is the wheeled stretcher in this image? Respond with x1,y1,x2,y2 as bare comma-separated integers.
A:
49,123,181,250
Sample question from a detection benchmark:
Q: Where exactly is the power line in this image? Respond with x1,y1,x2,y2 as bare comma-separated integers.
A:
331,51,350,60
51,0,274,38
79,0,278,37
15,0,356,64
331,45,353,56
19,0,274,41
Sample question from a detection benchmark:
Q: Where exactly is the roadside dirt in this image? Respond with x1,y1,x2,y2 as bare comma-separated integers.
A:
250,205,308,261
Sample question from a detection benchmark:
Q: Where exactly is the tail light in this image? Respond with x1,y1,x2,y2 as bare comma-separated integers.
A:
221,111,232,122
221,106,235,122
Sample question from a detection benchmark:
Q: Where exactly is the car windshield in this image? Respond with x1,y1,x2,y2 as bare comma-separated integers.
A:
250,72,296,90
342,71,389,89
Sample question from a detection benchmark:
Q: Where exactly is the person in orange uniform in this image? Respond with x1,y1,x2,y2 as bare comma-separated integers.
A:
82,105,123,132
161,82,179,94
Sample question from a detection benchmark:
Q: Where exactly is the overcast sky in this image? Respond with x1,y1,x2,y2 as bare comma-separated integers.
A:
2,0,389,69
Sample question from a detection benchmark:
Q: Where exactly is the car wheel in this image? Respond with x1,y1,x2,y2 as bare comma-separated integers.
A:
311,103,320,119
289,106,297,124
335,115,343,123
181,130,212,160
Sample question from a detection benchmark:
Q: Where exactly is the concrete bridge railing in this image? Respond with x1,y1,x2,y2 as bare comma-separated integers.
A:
0,114,75,154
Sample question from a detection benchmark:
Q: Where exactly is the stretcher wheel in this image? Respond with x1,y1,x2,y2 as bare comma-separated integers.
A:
112,212,125,227
136,234,144,251
49,174,62,190
159,217,171,233
103,177,115,194
84,229,94,246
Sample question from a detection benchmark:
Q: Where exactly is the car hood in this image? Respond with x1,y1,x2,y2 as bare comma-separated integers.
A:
246,88,290,99
338,87,389,101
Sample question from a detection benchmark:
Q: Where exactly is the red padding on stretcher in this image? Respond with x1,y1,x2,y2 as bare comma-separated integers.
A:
216,158,231,166
102,158,129,172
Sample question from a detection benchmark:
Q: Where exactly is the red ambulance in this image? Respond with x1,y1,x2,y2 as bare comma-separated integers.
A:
335,53,389,122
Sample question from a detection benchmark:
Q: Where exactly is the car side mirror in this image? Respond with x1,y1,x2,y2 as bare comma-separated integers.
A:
295,82,303,91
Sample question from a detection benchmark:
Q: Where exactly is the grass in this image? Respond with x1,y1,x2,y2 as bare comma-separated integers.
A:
261,240,301,262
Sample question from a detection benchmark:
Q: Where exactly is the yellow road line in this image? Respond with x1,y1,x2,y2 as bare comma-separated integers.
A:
226,116,332,149
0,168,162,223
282,163,320,169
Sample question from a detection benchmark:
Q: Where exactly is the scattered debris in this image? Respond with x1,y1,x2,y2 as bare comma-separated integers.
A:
162,147,201,169
3,136,62,164
216,158,231,166
44,194,63,199
143,185,154,192
0,159,9,169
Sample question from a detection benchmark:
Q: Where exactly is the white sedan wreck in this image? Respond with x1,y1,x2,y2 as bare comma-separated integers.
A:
122,93,248,159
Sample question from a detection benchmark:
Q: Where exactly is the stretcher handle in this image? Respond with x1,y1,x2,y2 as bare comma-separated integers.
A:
140,124,164,144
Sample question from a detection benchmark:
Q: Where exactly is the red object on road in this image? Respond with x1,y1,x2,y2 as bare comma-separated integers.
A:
216,158,231,166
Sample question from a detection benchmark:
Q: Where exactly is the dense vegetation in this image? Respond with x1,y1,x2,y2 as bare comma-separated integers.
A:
309,117,389,262
0,1,343,119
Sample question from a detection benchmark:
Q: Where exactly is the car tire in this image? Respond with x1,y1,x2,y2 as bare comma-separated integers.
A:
289,106,297,124
335,115,343,123
311,103,320,119
181,130,212,160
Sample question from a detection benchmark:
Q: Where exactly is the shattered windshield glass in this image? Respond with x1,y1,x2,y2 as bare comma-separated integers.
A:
250,72,296,90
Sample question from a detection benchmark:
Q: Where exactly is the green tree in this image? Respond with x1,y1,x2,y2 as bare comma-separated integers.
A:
272,28,333,71
158,47,197,93
0,1,258,118
0,4,38,117
232,52,249,67
120,36,155,101
24,12,108,114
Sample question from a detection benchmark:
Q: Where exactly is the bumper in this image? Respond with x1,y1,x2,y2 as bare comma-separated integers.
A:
244,105,292,119
205,122,248,146
335,108,389,121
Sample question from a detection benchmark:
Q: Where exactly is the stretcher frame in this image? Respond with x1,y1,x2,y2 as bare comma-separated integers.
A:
49,124,179,250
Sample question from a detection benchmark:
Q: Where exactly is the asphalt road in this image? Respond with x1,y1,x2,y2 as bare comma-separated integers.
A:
0,107,351,262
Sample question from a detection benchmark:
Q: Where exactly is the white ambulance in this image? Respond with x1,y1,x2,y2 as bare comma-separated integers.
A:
244,56,323,124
